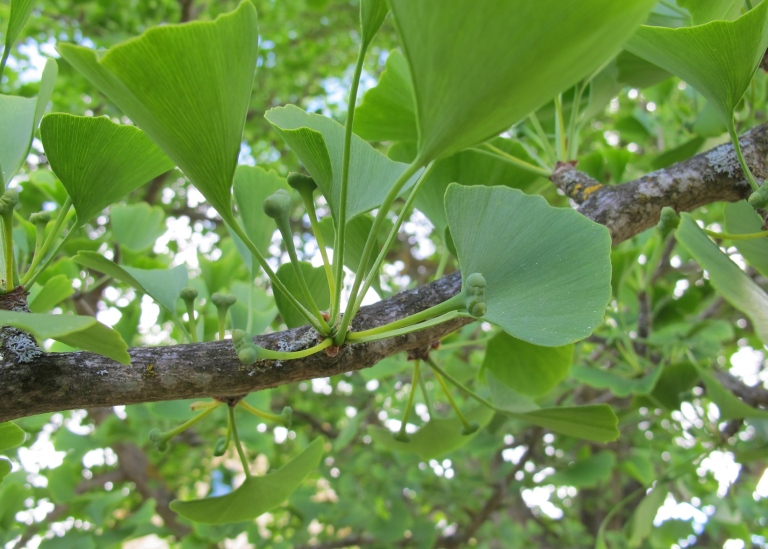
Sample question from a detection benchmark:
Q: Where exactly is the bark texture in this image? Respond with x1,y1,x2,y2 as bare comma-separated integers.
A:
3,123,768,421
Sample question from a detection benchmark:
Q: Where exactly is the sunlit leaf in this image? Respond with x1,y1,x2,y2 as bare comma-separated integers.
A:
483,333,572,397
626,1,768,129
0,422,24,452
110,202,166,252
360,0,388,49
41,114,174,226
389,0,655,162
367,407,494,460
445,184,612,346
233,165,289,257
170,437,324,524
265,105,421,221
3,0,35,63
0,310,129,363
74,251,187,316
628,488,668,547
273,262,329,328
0,459,10,484
28,274,75,313
724,200,768,278
57,2,259,217
677,0,743,25
675,213,768,343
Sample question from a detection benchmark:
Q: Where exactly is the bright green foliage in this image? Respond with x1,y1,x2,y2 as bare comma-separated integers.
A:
628,488,668,547
483,333,573,397
626,1,768,129
445,184,612,346
41,114,174,226
73,252,187,317
367,406,494,460
229,281,278,334
0,58,56,186
28,274,75,312
317,215,380,289
515,406,620,443
233,165,290,257
169,437,324,524
110,203,166,252
675,213,768,343
0,422,24,452
265,105,421,221
0,310,129,363
546,451,616,488
2,0,35,70
388,0,656,162
572,364,662,398
273,262,330,328
353,50,417,144
724,200,768,277
678,0,744,24
57,1,259,218
360,0,388,49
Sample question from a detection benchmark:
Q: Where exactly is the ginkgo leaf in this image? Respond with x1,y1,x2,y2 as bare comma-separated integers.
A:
74,251,187,316
0,422,24,453
626,1,768,129
515,406,620,442
0,58,57,187
57,1,259,218
170,437,324,524
360,0,388,49
0,310,129,364
265,105,421,221
110,202,166,252
233,165,289,257
41,114,174,226
2,0,35,70
677,0,743,25
675,213,768,344
367,407,494,460
724,200,768,278
273,262,330,328
445,184,612,346
28,274,75,313
389,0,656,162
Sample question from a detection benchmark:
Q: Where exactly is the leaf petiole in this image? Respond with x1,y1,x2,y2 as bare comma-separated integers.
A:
346,310,470,344
228,406,252,479
473,143,552,178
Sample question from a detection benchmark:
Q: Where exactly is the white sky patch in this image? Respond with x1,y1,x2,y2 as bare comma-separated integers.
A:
654,493,708,532
730,346,767,387
697,451,742,498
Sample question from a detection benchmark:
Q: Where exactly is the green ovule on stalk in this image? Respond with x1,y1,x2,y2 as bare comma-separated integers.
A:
232,328,332,364
180,287,199,342
29,211,51,261
211,292,237,340
149,400,221,452
0,189,19,292
656,206,680,238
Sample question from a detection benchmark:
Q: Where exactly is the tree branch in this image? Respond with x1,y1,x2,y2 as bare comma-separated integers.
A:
3,123,768,422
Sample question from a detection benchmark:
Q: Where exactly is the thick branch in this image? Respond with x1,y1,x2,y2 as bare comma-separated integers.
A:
4,123,768,421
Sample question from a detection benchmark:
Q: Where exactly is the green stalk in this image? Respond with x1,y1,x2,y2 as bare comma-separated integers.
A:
396,360,421,441
418,371,433,417
21,197,72,287
332,38,370,324
347,293,464,341
2,214,14,291
704,228,768,240
475,143,552,177
433,245,450,282
256,337,333,361
157,404,220,443
566,81,585,159
431,363,475,434
334,161,423,344
238,400,286,424
528,113,558,165
350,162,437,316
304,197,335,298
554,93,568,161
346,310,468,344
226,218,327,334
729,123,760,191
23,227,75,290
228,406,252,479
426,357,496,412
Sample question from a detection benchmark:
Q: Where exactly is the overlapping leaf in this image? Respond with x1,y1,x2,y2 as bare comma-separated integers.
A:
233,165,289,257
388,0,656,162
170,437,324,524
626,1,768,129
273,262,329,328
110,202,166,252
445,184,612,346
265,105,421,221
724,200,768,278
41,114,174,226
0,310,129,363
57,2,259,217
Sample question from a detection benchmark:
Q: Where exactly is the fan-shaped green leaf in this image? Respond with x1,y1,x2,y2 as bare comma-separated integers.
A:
675,213,768,344
354,50,417,144
0,459,10,484
388,0,656,162
265,105,421,221
28,274,74,313
678,0,743,25
445,184,612,346
0,310,129,363
516,405,619,442
233,165,289,257
572,365,662,397
0,422,24,452
626,1,768,129
57,2,259,217
3,0,34,61
317,215,381,293
628,488,668,547
170,437,324,524
41,114,174,227
0,59,57,187
724,200,768,278
74,251,187,316
360,0,388,49
273,262,329,328
548,451,616,488
230,281,278,335
367,407,494,460
483,333,573,397
110,202,166,252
